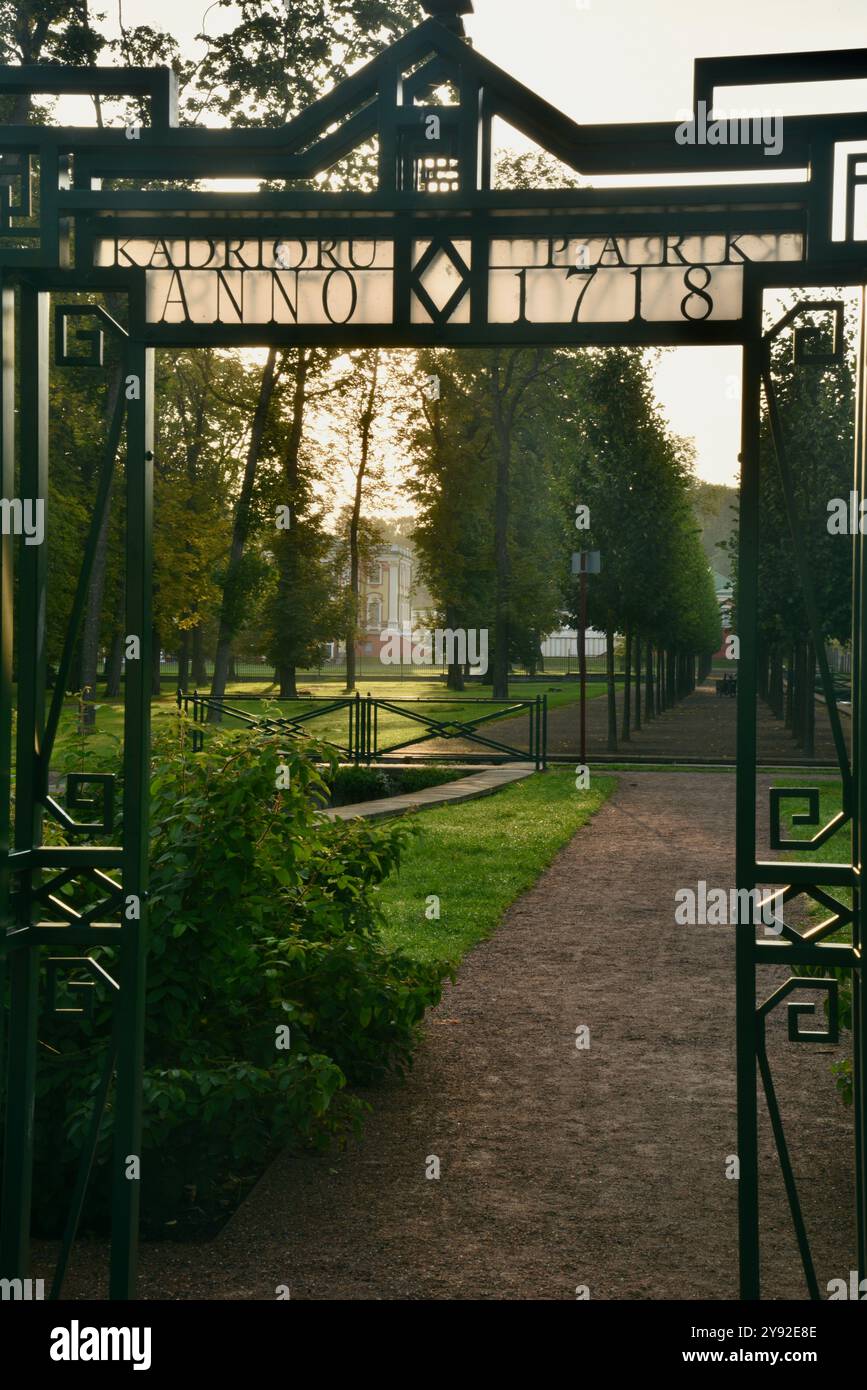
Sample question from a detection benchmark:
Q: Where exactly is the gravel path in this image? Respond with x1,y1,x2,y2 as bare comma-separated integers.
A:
45,768,854,1300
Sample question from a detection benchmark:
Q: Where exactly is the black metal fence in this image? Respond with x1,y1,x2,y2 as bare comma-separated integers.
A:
178,689,547,769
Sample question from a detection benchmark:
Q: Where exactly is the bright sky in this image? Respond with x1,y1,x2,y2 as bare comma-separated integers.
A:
98,0,867,488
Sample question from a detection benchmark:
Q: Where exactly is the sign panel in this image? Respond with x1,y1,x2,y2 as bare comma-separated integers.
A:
94,236,395,326
94,230,804,329
572,550,602,575
489,233,804,325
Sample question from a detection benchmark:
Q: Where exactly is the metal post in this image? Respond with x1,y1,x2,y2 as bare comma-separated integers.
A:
579,566,587,763
854,285,867,1283
108,341,154,1300
0,280,14,1111
735,321,762,1300
0,283,47,1280
535,695,541,771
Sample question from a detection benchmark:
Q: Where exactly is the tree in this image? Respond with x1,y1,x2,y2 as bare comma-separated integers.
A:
329,352,391,692
726,293,856,753
152,350,246,693
404,351,495,690
556,349,720,750
260,349,346,696
404,346,563,697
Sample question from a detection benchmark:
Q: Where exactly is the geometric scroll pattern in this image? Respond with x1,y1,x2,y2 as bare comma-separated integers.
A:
753,298,861,1301
29,864,123,934
756,978,841,1300
44,773,116,839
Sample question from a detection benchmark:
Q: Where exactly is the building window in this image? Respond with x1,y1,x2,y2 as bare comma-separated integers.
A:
368,561,382,586
367,597,382,629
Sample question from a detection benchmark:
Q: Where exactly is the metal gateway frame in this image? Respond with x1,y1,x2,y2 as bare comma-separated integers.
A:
1,2,866,1299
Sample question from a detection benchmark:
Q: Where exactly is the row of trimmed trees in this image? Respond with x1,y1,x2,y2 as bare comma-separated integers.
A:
407,345,721,748
726,293,856,757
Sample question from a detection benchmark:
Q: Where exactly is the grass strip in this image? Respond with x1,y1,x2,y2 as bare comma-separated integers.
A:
376,767,615,967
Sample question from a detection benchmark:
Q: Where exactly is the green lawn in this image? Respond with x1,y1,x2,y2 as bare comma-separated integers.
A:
375,768,615,967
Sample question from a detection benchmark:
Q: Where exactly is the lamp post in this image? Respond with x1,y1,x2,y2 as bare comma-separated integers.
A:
572,550,602,763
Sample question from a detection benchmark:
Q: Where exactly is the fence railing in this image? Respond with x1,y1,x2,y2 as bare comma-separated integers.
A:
178,689,547,769
178,690,357,759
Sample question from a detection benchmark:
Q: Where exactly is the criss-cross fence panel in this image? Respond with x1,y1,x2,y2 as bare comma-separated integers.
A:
365,696,545,768
179,690,359,761
181,691,546,769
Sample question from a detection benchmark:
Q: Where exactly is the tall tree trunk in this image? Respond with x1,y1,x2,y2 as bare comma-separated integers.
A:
804,639,816,757
772,646,784,718
621,629,632,741
78,365,123,726
279,666,298,698
645,640,654,721
191,625,207,687
177,630,190,695
491,384,512,703
151,624,162,697
274,350,310,701
446,603,465,691
210,348,280,719
487,349,544,701
758,637,768,701
785,645,795,729
634,633,642,731
606,621,617,752
345,355,379,693
104,628,124,698
793,640,805,745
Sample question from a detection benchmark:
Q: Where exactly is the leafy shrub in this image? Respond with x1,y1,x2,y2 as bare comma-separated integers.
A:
328,763,466,806
30,723,447,1236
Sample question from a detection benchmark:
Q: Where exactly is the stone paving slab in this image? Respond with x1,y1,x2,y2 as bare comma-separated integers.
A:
323,763,536,821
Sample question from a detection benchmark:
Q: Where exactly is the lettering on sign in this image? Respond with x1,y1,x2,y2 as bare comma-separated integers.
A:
94,238,395,326
488,233,804,324
95,231,804,328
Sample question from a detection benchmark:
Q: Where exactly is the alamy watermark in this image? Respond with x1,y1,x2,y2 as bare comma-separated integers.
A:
379,626,489,676
675,102,783,158
675,881,784,934
0,497,44,546
1,1277,44,1300
828,491,867,534
827,1270,867,1299
49,1321,151,1370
